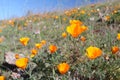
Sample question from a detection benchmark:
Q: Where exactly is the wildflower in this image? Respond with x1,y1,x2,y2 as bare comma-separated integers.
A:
113,10,117,14
0,36,5,43
104,16,110,21
18,26,22,30
66,23,88,38
49,45,57,53
15,54,20,59
30,48,38,58
35,43,43,49
31,48,38,55
80,36,86,42
0,76,5,80
30,54,35,58
86,46,102,59
63,18,66,21
15,58,28,69
54,16,58,19
19,37,30,46
117,33,120,40
0,37,3,43
62,32,67,38
41,40,46,45
57,63,70,74
9,20,14,26
24,22,28,27
91,9,94,12
80,10,85,14
111,46,119,54
88,13,91,16
97,8,100,12
70,20,83,26
0,29,2,33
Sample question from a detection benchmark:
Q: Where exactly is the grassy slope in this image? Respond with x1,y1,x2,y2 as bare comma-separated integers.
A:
0,0,120,80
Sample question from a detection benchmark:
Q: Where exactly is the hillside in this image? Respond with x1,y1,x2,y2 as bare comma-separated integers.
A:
0,0,120,80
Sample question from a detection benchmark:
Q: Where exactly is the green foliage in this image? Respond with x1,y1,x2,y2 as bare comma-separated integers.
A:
110,10,120,24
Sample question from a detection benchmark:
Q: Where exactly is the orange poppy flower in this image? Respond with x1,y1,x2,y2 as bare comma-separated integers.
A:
35,43,43,49
70,20,83,26
49,45,57,53
0,36,5,43
80,10,85,14
0,38,3,43
18,26,22,30
111,46,119,54
117,33,120,40
15,54,20,59
31,48,38,55
57,63,70,74
41,40,46,45
63,18,66,21
55,16,58,19
15,58,28,69
104,16,110,21
0,76,5,80
0,29,2,33
19,37,30,46
67,24,88,38
62,32,67,38
86,46,102,59
30,48,38,58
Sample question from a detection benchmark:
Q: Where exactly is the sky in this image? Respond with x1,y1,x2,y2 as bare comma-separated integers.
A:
0,0,105,20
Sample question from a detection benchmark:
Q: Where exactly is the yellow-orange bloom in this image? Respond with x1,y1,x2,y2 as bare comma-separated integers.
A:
31,48,38,55
19,37,30,46
0,38,3,43
67,24,88,38
30,48,38,57
0,76,5,80
15,54,20,59
62,32,67,38
35,43,43,49
15,58,28,69
0,29,2,33
80,10,85,14
86,46,102,59
63,18,66,21
111,46,119,54
0,36,5,43
57,63,70,74
104,16,110,21
70,20,83,26
49,45,57,53
117,33,120,40
24,22,28,27
113,10,117,14
41,40,46,45
55,16,58,19
8,20,14,26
